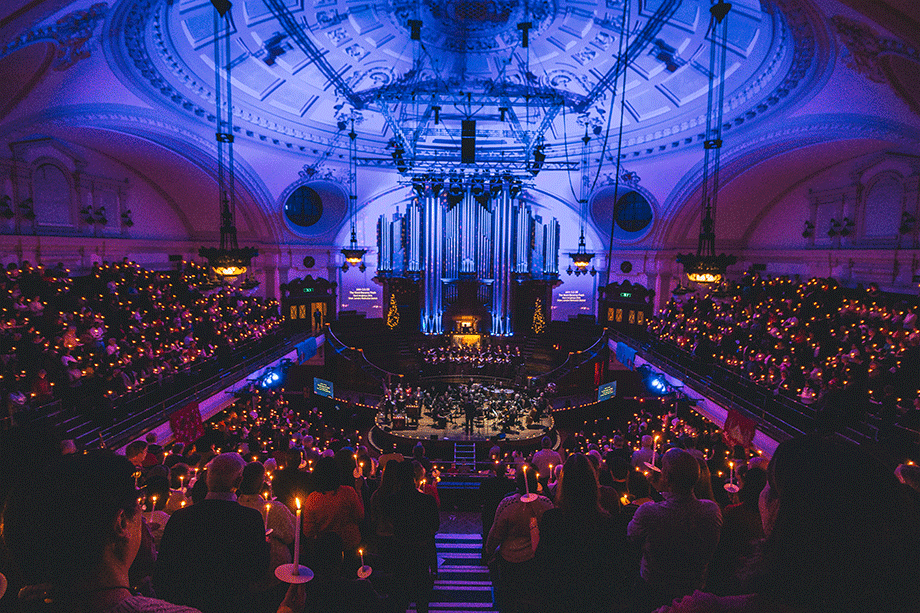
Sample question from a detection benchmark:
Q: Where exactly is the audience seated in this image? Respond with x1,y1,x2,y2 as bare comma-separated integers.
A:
1,260,281,424
648,276,920,431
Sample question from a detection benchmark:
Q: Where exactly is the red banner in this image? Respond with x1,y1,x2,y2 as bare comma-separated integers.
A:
170,402,203,444
722,409,757,450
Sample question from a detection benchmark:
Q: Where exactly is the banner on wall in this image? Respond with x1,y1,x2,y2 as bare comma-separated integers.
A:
723,409,757,449
170,402,203,443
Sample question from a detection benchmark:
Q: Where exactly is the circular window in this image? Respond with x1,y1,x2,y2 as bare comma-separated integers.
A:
614,191,653,233
284,186,323,228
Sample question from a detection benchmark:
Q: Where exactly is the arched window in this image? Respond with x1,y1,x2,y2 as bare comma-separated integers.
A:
863,176,902,238
32,163,72,226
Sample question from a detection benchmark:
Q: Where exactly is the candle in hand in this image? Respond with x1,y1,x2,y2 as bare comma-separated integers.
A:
293,498,302,575
523,465,530,496
265,503,271,531
359,548,365,567
150,495,157,513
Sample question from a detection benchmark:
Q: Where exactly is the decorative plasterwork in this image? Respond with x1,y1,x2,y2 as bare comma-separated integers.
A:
104,0,826,160
659,113,920,246
832,15,920,114
1,3,108,71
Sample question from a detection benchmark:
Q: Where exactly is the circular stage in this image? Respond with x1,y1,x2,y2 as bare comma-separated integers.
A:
372,409,554,444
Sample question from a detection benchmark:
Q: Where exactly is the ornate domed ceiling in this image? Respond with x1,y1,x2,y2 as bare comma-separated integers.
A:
112,0,807,167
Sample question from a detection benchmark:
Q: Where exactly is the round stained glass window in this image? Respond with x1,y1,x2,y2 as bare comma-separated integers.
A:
614,191,653,233
284,186,323,228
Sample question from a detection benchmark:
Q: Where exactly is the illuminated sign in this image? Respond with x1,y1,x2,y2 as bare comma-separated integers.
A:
597,381,617,402
302,287,314,293
348,287,378,301
558,290,586,303
313,377,334,398
620,292,632,298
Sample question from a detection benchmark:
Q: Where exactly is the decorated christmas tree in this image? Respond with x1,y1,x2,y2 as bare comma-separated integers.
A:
532,297,545,334
386,293,400,329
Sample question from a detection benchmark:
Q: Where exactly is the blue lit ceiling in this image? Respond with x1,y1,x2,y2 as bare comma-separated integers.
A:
116,0,793,161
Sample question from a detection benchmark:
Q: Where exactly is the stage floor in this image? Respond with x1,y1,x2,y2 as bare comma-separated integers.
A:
374,411,554,443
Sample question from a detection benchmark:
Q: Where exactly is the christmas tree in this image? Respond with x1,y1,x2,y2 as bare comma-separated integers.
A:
386,293,400,329
532,297,545,334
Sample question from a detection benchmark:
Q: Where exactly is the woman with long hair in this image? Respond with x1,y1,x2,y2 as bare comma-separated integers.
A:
302,456,364,553
534,453,629,613
656,435,920,613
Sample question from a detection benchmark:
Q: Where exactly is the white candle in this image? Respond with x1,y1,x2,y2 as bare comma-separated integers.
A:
265,503,270,531
728,461,735,486
359,548,365,567
293,498,302,575
523,465,530,496
651,435,658,465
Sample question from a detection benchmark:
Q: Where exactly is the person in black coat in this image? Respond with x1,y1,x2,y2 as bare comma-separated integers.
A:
154,453,270,613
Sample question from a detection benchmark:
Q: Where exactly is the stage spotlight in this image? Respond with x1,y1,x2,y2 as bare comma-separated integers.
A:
260,368,282,389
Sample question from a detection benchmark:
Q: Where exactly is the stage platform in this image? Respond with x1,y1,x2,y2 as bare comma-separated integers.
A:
371,410,554,445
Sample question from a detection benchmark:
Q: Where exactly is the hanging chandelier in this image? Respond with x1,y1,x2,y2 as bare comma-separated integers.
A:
340,123,367,272
567,131,596,276
677,0,736,285
199,1,258,283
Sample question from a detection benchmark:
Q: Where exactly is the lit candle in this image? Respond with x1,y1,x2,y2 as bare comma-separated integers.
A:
523,465,530,496
151,495,157,514
652,435,659,466
728,461,735,486
359,548,365,567
265,503,271,531
293,498,302,575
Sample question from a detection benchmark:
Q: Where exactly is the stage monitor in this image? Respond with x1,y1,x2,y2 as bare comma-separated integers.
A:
314,377,334,399
597,381,617,403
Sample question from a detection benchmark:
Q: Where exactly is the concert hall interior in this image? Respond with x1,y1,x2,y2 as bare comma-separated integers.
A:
1,0,920,612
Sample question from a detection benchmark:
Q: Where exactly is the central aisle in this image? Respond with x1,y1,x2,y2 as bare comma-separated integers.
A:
408,533,498,613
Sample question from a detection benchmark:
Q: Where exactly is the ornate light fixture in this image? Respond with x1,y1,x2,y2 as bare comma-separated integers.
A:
677,0,736,285
340,122,367,272
567,131,596,276
199,2,258,283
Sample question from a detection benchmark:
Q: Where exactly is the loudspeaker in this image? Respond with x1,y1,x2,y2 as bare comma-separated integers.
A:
461,120,476,163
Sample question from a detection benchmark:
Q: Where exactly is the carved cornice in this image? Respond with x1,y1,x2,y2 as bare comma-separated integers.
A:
1,3,108,71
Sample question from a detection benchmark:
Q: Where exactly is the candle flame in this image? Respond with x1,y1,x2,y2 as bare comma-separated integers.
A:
295,497,301,510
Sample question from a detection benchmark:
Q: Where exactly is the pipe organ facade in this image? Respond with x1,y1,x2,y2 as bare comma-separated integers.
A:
377,176,560,335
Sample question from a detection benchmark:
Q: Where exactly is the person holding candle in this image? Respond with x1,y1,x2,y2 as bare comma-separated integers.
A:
2,450,306,613
301,457,364,554
484,462,553,613
154,453,270,613
654,435,920,613
627,448,723,611
237,462,297,613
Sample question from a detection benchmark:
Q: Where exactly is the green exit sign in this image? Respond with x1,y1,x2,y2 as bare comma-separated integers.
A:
303,287,314,293
620,292,632,298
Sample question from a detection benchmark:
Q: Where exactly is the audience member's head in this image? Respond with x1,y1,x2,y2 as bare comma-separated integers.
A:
738,465,767,508
662,448,699,496
557,453,604,517
238,461,266,496
124,440,148,466
205,452,245,493
753,434,920,611
541,436,552,449
169,463,190,490
2,452,141,596
641,434,653,449
313,456,341,493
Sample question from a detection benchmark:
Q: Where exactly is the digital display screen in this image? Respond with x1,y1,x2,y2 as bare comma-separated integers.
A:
597,381,617,402
313,377,334,398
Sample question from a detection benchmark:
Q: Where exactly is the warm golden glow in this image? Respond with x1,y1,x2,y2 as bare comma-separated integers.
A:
687,271,722,284
213,265,246,277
